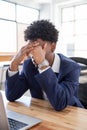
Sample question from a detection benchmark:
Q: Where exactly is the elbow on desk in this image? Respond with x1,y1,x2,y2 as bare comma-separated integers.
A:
7,98,15,102
6,95,15,102
53,105,66,111
52,102,66,111
49,97,67,111
5,92,16,102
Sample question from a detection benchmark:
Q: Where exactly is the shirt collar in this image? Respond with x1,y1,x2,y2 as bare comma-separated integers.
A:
51,53,60,73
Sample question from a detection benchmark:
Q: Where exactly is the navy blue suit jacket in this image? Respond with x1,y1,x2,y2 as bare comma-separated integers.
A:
5,54,83,111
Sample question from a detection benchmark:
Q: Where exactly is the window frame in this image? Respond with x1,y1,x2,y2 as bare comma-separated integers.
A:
0,0,40,57
55,1,87,58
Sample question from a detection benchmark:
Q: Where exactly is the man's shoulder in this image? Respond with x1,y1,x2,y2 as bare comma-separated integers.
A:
58,53,80,69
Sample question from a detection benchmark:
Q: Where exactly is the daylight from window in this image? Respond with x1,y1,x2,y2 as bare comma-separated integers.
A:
61,4,87,58
0,0,39,53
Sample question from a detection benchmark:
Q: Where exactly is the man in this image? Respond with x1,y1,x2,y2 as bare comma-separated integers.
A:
5,20,83,111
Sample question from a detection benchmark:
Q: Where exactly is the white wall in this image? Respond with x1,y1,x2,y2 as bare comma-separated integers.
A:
39,4,51,20
5,0,41,9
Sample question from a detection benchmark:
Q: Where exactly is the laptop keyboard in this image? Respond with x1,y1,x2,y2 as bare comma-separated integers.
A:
8,118,28,130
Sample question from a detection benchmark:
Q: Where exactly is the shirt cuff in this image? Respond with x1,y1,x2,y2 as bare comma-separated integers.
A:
8,69,18,77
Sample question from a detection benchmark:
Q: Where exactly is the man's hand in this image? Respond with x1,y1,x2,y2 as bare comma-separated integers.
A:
30,43,47,65
10,42,39,71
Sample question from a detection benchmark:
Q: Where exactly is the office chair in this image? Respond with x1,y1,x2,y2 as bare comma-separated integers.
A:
70,57,87,108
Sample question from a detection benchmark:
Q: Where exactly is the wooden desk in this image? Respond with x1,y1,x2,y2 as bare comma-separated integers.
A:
2,91,87,130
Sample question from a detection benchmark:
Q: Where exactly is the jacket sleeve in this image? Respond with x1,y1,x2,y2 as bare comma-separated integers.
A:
5,69,29,101
35,67,80,111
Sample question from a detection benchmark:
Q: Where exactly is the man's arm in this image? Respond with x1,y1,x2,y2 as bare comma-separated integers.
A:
5,42,37,101
35,67,81,111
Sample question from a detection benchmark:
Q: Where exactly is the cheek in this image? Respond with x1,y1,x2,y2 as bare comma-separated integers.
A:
45,47,51,56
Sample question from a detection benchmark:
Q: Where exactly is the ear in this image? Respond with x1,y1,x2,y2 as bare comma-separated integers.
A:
51,43,56,52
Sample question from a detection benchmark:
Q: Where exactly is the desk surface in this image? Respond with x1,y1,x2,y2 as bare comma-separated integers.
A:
1,91,87,130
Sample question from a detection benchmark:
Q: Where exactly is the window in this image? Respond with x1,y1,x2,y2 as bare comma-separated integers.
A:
0,0,39,54
0,0,15,20
0,20,16,52
61,4,87,58
17,23,28,51
17,5,39,24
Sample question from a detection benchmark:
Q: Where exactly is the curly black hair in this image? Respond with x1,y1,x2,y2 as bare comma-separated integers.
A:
24,20,59,43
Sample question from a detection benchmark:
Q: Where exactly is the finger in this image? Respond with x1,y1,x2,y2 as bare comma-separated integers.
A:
32,42,40,47
22,44,33,56
26,48,33,57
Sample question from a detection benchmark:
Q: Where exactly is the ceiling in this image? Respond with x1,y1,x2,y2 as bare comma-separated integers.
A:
5,0,70,5
5,0,84,8
4,0,86,6
5,0,52,4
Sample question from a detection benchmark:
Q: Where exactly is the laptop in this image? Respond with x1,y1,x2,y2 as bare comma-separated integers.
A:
0,92,41,130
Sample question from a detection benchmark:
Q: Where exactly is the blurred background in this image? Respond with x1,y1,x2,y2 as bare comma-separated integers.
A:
0,0,87,93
